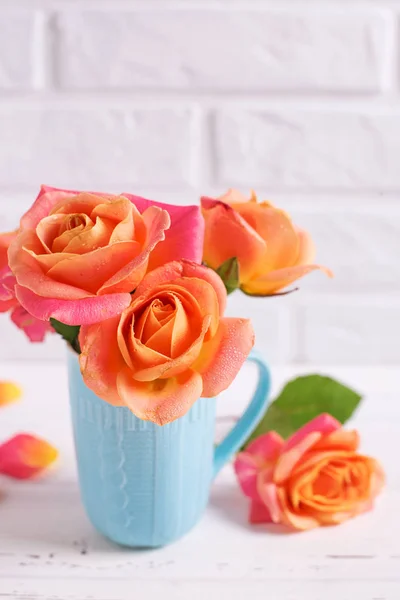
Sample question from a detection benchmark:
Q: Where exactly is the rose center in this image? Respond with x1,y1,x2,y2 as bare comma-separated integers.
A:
151,299,175,324
65,214,87,230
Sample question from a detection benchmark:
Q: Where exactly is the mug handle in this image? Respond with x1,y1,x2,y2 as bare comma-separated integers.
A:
213,349,271,478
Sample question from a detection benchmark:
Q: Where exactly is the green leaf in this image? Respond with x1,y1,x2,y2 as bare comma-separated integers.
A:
245,374,362,446
216,257,239,295
50,318,81,354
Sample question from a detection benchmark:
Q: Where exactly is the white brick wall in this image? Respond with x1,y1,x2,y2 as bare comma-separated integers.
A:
0,0,399,366
0,11,43,90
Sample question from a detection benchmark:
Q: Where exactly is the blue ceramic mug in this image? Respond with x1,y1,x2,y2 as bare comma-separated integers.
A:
68,349,271,548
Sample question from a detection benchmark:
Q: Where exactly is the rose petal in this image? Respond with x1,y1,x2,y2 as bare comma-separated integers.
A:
46,241,142,295
296,227,317,265
180,260,227,317
117,367,203,425
0,297,17,313
0,229,17,254
193,317,254,398
249,499,274,524
15,284,132,326
124,193,204,266
0,381,22,406
11,305,51,342
98,205,170,295
242,264,333,296
131,315,211,381
274,432,322,484
256,474,282,523
312,429,360,453
52,192,113,218
35,213,80,254
80,316,125,405
133,260,227,317
201,199,267,281
0,268,16,302
231,201,300,272
0,433,58,479
61,216,115,254
234,452,260,499
290,449,353,478
369,459,385,497
246,431,285,461
276,487,319,530
284,414,341,453
217,189,249,204
20,186,110,230
134,261,185,297
20,186,80,230
90,196,133,223
9,230,91,300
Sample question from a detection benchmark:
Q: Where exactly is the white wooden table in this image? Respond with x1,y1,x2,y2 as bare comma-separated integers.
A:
0,361,399,600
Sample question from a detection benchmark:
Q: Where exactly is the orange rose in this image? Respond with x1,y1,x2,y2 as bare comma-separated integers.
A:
235,414,384,530
202,189,332,295
8,185,171,325
80,260,254,425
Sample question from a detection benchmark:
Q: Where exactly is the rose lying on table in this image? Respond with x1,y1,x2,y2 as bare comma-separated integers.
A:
0,382,58,480
234,414,384,530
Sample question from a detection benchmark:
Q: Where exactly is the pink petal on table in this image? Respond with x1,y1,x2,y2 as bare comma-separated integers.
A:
0,381,23,406
0,433,58,479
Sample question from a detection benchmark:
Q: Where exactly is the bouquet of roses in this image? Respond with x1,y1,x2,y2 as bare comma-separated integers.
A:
1,185,330,425
0,185,383,531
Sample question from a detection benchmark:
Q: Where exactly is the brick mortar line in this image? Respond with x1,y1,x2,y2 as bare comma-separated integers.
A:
1,1,400,11
381,10,400,93
2,93,400,109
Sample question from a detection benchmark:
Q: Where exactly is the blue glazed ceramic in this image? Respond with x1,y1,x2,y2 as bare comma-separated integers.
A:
68,349,271,548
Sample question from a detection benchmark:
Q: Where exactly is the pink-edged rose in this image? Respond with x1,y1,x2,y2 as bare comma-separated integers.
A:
235,414,385,530
9,186,204,326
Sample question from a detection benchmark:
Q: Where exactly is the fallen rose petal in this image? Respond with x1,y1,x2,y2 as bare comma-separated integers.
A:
0,434,58,479
0,381,23,406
